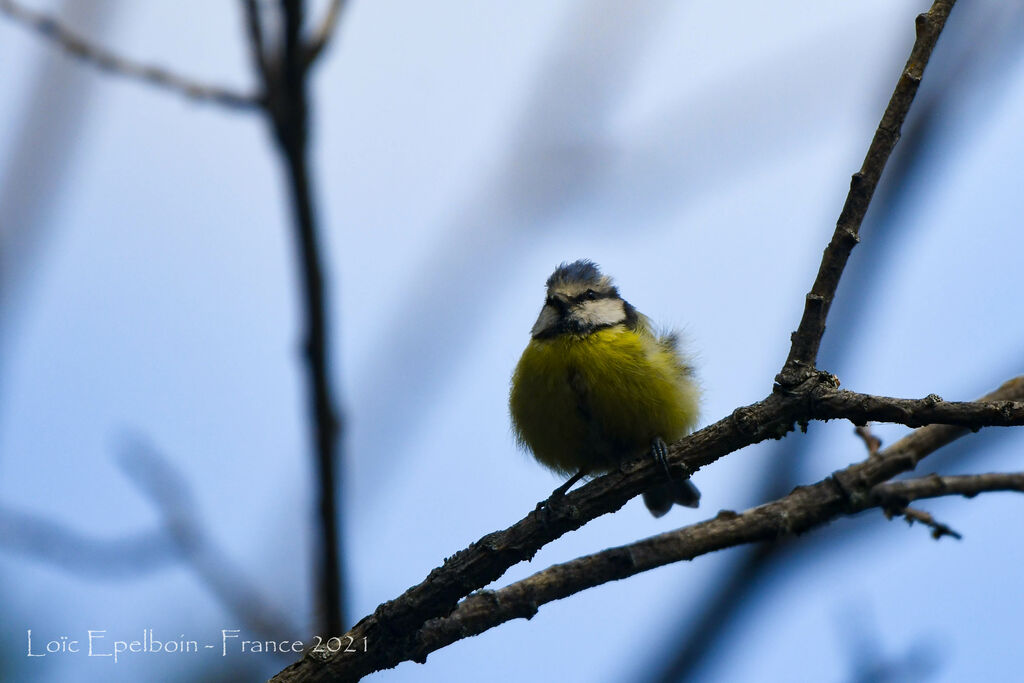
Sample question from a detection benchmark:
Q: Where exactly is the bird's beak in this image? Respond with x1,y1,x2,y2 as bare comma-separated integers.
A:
546,293,571,314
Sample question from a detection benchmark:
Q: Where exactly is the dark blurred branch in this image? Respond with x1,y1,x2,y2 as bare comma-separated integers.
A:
779,0,957,385
0,0,260,110
243,0,347,637
305,0,347,66
242,0,270,83
4,0,349,638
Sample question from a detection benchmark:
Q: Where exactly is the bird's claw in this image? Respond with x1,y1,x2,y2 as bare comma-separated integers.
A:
651,437,674,481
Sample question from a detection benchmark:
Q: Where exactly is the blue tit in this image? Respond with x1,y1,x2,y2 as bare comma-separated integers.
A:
509,259,701,517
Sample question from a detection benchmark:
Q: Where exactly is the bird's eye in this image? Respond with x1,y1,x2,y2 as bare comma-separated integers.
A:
584,289,598,300
545,296,556,307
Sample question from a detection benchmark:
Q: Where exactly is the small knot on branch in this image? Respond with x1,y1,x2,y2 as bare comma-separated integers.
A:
731,406,760,435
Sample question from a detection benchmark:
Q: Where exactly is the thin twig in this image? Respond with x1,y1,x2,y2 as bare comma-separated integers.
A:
305,0,347,65
241,0,270,90
855,425,883,456
0,0,261,110
889,506,962,539
873,471,1024,502
779,0,957,385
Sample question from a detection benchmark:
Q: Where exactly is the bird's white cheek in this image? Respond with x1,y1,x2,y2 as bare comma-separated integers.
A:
575,299,626,327
530,305,560,336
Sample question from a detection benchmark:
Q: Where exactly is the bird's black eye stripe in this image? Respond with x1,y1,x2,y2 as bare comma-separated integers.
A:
575,289,605,303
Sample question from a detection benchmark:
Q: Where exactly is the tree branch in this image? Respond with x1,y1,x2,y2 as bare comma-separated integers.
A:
872,472,1024,504
779,0,957,384
809,388,1024,428
262,3,995,678
241,0,270,88
304,0,347,66
0,0,261,110
257,0,347,638
270,374,1024,681
870,472,1024,541
4,0,349,647
405,422,1024,667
887,506,962,540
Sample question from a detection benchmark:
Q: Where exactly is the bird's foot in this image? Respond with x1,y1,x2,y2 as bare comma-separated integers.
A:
650,437,674,482
535,470,586,524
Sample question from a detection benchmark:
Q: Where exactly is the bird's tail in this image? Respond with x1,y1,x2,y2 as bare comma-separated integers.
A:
642,477,701,517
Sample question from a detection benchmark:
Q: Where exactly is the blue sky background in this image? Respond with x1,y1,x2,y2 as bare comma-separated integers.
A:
1,1,1023,681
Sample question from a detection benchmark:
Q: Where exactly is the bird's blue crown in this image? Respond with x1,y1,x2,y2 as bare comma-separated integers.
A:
546,259,607,289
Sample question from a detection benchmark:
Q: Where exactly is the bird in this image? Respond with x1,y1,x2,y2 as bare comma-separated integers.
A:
509,259,701,517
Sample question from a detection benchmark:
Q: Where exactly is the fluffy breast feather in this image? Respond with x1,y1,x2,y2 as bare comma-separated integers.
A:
509,325,699,475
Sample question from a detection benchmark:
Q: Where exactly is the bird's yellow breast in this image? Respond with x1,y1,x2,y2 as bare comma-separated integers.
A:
509,326,699,475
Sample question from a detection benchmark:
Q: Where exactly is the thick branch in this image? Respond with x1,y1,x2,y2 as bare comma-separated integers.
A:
407,430,1024,665
0,0,260,110
780,0,957,383
271,376,1024,681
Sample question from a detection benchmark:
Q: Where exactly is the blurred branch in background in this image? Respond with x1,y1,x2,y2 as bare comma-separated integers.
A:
839,605,941,683
0,0,116,402
0,0,351,638
0,437,300,650
0,0,259,109
645,2,1024,680
305,0,346,66
241,0,350,637
118,437,302,649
